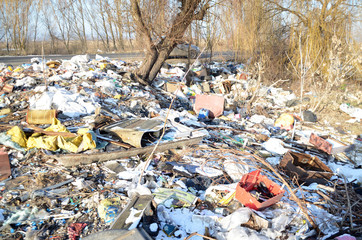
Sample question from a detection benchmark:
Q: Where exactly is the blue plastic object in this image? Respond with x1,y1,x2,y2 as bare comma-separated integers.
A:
198,108,209,121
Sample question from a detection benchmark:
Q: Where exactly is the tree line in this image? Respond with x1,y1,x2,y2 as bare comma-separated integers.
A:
0,0,360,87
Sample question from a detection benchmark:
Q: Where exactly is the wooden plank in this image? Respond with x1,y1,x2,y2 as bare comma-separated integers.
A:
27,125,77,138
52,136,203,167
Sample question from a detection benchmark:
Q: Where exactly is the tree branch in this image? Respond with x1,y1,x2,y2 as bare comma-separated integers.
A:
130,0,154,51
194,2,210,20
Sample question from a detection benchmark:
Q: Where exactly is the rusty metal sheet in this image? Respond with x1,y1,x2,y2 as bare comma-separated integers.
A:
279,151,333,185
0,151,11,181
194,94,224,118
101,119,164,148
309,133,332,154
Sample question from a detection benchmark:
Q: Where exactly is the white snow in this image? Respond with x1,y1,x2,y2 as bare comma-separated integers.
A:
125,207,144,230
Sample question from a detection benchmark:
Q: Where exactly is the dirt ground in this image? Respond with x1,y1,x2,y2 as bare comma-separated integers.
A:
281,78,361,136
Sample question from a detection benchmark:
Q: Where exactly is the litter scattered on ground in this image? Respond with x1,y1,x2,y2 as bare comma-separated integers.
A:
0,55,361,239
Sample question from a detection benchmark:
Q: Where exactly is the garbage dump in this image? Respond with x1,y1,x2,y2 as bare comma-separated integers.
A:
0,55,361,240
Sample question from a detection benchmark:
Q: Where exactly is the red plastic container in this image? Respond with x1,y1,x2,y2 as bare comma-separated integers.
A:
235,169,285,210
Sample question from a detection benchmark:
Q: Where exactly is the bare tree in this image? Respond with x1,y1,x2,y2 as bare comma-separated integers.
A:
47,0,75,53
1,0,33,54
31,0,41,53
130,0,211,85
266,0,358,81
70,0,88,53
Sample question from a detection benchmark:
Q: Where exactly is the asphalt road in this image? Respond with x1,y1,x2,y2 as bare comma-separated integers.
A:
0,51,235,66
0,52,144,66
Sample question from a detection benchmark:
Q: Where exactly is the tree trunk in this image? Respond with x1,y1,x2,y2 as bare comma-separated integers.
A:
136,48,158,84
134,41,177,84
130,0,209,85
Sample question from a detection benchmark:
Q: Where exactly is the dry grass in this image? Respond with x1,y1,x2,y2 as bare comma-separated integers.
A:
0,40,141,56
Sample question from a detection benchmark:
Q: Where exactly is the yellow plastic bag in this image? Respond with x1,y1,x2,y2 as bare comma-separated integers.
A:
77,128,90,135
56,129,96,153
14,67,24,73
76,129,96,152
100,63,107,70
79,132,96,151
7,120,96,153
7,126,27,148
27,136,58,151
57,136,80,153
45,118,69,133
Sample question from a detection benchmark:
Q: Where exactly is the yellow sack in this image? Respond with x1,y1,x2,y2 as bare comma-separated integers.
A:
76,129,96,152
77,128,90,135
7,121,96,153
71,135,83,147
57,136,80,153
45,118,69,133
57,130,96,153
7,126,27,148
27,135,58,151
78,132,96,151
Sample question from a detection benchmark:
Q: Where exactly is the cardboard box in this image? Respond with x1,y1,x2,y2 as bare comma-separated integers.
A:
279,151,333,185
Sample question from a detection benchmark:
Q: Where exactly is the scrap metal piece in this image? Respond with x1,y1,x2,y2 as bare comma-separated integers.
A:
102,119,164,148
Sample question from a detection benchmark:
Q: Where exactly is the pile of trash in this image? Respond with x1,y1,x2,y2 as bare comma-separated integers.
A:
0,54,360,240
